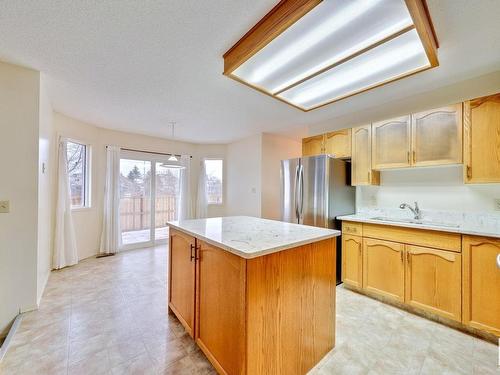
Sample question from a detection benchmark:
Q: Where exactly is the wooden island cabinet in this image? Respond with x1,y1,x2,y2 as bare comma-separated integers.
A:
168,217,340,375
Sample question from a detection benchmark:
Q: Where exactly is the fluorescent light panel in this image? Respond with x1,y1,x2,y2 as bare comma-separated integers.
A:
230,0,434,111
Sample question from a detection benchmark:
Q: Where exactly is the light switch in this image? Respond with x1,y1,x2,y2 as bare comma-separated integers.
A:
0,200,9,213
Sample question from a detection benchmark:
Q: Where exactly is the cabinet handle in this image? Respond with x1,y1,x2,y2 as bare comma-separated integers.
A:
466,165,472,179
195,245,201,261
190,244,195,261
496,254,500,269
413,151,416,163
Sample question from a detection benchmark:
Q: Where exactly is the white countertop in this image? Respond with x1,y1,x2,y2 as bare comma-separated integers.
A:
167,216,340,259
338,213,500,239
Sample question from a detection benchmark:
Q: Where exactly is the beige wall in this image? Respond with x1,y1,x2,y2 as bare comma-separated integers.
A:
37,74,55,303
54,113,227,259
225,133,301,219
226,134,262,217
0,61,40,335
261,133,301,220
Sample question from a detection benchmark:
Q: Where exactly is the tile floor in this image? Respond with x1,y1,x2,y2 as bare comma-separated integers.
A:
0,245,498,375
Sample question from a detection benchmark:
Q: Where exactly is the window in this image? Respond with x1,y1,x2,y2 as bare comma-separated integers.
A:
66,141,90,209
205,159,223,204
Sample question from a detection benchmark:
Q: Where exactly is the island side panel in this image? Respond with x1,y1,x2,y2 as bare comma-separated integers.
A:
195,240,247,375
246,238,336,375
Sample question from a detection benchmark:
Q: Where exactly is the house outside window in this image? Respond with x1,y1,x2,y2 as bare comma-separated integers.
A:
67,140,91,209
204,159,223,205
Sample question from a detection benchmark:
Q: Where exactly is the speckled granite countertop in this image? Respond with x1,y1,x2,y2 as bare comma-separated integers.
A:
167,216,340,259
338,211,500,239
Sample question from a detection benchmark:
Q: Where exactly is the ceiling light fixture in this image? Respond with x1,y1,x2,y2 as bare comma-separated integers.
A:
160,122,185,169
223,0,438,111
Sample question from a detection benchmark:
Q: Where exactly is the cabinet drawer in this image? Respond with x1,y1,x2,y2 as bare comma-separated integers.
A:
363,223,461,252
342,222,363,236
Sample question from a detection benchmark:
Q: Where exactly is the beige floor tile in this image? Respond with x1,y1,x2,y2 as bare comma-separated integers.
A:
2,243,492,375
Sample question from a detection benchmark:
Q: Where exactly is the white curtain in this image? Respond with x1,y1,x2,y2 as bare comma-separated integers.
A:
195,159,208,219
53,139,78,269
99,145,122,254
177,155,192,221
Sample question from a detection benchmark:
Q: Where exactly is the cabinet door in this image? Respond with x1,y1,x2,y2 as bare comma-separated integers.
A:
464,94,500,183
196,241,246,375
169,229,196,337
342,235,362,288
462,236,500,336
405,245,461,321
302,134,325,156
324,129,351,158
411,104,463,166
351,125,379,186
372,115,411,169
363,238,405,302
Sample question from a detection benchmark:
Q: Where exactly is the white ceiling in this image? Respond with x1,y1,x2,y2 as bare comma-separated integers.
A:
0,0,499,144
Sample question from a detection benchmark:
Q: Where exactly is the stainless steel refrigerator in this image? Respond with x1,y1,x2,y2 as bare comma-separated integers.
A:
280,155,355,284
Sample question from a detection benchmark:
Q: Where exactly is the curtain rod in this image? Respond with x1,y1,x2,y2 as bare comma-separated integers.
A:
108,146,192,158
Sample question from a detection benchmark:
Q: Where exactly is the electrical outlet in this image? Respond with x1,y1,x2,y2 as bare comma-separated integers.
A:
0,200,10,213
495,199,500,211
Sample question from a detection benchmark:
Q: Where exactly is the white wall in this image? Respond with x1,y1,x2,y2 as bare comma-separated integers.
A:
54,113,227,260
226,134,262,217
261,133,301,220
0,61,40,336
37,74,55,303
357,166,500,214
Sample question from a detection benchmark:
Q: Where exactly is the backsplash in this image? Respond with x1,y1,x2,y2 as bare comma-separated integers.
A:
357,165,500,213
356,165,500,233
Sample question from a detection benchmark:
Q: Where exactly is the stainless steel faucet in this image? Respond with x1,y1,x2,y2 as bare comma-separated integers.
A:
399,202,422,220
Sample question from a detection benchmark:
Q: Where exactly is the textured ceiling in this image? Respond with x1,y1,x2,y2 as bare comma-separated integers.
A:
0,0,499,143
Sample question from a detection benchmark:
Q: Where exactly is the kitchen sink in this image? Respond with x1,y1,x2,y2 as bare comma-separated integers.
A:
369,216,460,228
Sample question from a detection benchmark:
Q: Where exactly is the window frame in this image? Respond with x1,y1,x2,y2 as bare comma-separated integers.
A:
204,158,224,206
65,138,92,210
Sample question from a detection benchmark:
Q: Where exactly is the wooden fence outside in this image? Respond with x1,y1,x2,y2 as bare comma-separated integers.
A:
120,195,177,231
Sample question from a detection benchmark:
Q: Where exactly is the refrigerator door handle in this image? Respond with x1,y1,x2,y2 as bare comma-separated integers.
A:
294,164,300,219
298,164,304,220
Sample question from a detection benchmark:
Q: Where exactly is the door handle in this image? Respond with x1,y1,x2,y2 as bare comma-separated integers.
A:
298,165,304,219
294,165,300,219
190,244,195,261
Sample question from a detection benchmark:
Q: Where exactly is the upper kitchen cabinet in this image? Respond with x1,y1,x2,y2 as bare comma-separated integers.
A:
372,115,411,169
351,125,379,186
411,104,463,167
324,129,351,158
302,134,325,156
463,93,500,183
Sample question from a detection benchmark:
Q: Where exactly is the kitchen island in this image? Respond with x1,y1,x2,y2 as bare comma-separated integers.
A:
167,216,340,375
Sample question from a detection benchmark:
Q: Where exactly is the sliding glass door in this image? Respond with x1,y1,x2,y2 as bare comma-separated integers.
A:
119,151,181,249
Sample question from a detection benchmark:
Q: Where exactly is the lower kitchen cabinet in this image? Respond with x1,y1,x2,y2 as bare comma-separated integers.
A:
462,236,500,336
405,245,462,321
195,240,246,375
363,238,405,302
168,229,196,337
342,234,362,288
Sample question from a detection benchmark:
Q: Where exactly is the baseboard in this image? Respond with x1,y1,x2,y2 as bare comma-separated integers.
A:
37,270,50,307
0,314,23,364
